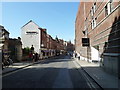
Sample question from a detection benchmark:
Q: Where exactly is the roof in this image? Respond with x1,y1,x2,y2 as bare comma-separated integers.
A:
9,38,22,45
0,25,4,28
0,25,10,34
21,20,41,29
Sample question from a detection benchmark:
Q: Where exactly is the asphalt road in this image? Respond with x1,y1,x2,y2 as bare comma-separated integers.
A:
2,55,101,89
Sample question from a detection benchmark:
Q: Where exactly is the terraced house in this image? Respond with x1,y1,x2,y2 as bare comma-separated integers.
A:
75,0,120,78
21,20,72,59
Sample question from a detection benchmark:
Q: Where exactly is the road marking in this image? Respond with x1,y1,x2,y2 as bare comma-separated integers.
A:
2,59,64,77
2,61,44,77
72,60,97,89
2,67,29,77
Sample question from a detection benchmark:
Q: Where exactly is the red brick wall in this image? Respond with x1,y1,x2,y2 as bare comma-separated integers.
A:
75,1,120,58
41,29,47,48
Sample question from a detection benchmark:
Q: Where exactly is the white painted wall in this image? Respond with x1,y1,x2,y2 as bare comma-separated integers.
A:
91,47,100,61
21,21,41,54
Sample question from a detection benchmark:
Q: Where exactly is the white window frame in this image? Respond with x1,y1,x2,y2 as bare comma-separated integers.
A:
91,20,94,29
91,18,97,29
90,8,94,17
105,5,108,16
93,2,96,13
105,0,113,16
107,2,111,15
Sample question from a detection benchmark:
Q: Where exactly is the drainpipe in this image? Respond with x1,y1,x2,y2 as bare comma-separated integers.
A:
84,2,89,62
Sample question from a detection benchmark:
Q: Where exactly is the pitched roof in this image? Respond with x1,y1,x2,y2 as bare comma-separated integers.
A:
0,25,10,34
21,20,41,29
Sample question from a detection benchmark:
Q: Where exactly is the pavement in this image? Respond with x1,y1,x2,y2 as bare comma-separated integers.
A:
1,55,62,75
74,58,120,89
1,60,43,75
1,56,120,89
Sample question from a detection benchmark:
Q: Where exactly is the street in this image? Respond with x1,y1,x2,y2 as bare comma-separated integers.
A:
1,2,120,89
2,55,101,89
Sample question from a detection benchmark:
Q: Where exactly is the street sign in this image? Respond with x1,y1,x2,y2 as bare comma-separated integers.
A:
82,38,90,47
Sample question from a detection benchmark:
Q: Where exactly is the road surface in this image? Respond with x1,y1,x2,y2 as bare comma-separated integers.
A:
2,55,101,89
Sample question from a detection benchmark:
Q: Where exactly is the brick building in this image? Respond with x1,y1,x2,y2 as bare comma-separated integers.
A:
39,28,48,58
1,26,22,62
51,38,58,56
0,25,9,60
47,35,56,57
21,20,67,59
8,37,22,62
66,41,75,52
75,1,120,77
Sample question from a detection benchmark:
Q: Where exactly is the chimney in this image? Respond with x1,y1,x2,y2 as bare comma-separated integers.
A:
18,37,21,41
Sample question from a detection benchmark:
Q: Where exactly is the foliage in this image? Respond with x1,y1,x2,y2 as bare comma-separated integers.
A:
23,47,30,55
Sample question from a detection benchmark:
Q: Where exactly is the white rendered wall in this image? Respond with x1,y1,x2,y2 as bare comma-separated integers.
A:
21,21,41,54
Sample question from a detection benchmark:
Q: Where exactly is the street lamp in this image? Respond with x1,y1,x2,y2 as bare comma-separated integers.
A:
41,44,44,48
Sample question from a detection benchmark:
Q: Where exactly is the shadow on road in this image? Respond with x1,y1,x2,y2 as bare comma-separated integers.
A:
2,66,98,88
39,55,72,64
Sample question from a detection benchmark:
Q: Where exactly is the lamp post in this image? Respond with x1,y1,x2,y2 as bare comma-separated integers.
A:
41,44,44,48
40,44,44,59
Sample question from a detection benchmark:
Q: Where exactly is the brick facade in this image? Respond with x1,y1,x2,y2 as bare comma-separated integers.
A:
21,20,74,59
75,1,120,77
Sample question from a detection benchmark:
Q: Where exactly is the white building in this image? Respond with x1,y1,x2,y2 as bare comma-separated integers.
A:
21,20,41,54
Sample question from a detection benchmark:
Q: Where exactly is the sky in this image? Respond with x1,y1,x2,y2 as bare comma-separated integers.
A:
1,2,79,43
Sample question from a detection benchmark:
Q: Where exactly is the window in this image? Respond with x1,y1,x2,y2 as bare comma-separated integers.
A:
84,18,88,35
105,5,108,16
91,18,97,29
84,19,87,31
91,20,94,29
90,2,96,18
91,8,94,17
105,1,113,16
109,0,114,11
93,2,96,13
26,31,38,34
107,2,111,14
91,22,93,29
94,18,97,27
